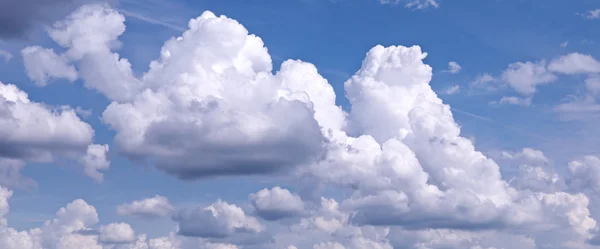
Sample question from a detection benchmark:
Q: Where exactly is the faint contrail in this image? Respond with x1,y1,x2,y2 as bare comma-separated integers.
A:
450,107,551,143
118,9,186,32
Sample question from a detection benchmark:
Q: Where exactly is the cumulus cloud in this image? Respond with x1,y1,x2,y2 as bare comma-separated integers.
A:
0,81,109,186
568,156,600,193
0,184,285,248
172,200,263,238
501,148,549,163
313,241,346,249
0,159,35,189
30,4,334,179
22,46,78,86
548,53,600,75
249,187,304,220
0,185,187,249
501,60,557,95
0,82,92,160
78,144,110,182
116,195,175,219
98,223,136,244
445,61,462,74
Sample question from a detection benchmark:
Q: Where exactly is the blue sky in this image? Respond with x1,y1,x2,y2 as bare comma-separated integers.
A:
2,0,600,248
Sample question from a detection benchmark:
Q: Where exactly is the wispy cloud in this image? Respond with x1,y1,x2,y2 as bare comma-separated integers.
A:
441,85,460,95
117,0,190,32
118,8,186,32
379,0,439,9
490,96,532,107
554,95,600,121
0,49,12,62
443,61,462,74
579,9,600,19
451,107,552,143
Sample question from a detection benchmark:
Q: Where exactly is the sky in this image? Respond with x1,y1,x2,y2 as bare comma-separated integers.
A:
1,0,600,248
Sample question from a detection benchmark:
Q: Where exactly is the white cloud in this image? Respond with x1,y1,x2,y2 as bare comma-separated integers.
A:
313,241,346,249
205,243,239,249
548,53,600,75
561,41,569,48
494,96,532,106
568,156,600,193
56,234,102,249
406,0,439,9
98,223,136,244
44,3,141,102
501,148,549,163
554,95,600,120
116,195,175,219
473,73,495,84
379,0,439,9
581,9,600,19
0,159,35,189
172,200,263,238
0,81,109,186
21,46,78,86
148,236,179,249
0,185,258,249
510,165,563,193
501,60,557,95
442,85,460,95
31,5,335,179
0,186,141,249
0,82,92,158
249,187,304,220
541,53,600,119
78,144,110,183
446,61,462,74
0,50,12,62
469,73,498,91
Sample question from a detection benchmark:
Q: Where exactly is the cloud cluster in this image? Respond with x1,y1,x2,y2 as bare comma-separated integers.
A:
471,52,600,110
14,3,600,249
0,185,226,249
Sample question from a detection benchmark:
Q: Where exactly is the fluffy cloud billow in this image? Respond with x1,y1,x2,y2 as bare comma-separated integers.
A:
0,81,109,186
11,3,600,249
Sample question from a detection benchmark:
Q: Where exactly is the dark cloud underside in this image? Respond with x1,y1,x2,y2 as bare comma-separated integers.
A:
0,0,94,39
